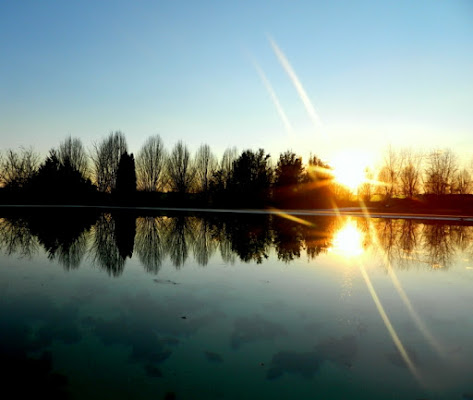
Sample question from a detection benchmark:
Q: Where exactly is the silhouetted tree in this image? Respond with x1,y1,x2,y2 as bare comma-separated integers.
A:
208,147,238,206
378,146,402,201
228,149,273,208
358,167,374,202
167,141,195,194
399,149,423,198
195,144,217,194
56,136,89,179
220,147,238,188
136,135,167,191
115,152,137,197
27,150,96,203
273,151,304,207
303,155,333,208
0,148,39,190
91,131,128,193
453,168,472,194
424,149,458,195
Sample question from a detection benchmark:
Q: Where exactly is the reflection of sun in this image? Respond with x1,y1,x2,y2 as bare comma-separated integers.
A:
331,151,369,193
331,219,364,257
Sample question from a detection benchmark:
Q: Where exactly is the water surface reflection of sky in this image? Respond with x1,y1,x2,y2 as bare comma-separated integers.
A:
0,210,472,399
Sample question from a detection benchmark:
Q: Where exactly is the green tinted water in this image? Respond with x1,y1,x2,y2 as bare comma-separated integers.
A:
0,211,472,399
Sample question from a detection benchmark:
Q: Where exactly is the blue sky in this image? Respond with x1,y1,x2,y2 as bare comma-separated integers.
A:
1,0,472,168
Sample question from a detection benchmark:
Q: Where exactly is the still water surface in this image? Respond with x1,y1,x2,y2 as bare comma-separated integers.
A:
0,209,472,399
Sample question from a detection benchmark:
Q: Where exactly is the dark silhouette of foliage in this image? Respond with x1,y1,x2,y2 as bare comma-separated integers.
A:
27,150,96,204
115,152,137,202
274,151,305,208
302,155,333,209
228,149,273,208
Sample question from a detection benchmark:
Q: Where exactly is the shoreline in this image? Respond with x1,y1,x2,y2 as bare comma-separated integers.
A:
1,204,473,222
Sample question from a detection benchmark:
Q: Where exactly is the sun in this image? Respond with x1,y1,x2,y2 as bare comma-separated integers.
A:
331,151,370,193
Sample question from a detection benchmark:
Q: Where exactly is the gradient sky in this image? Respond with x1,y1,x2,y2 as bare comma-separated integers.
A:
1,0,472,168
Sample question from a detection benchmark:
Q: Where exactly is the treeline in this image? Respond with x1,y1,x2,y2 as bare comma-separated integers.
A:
1,132,472,209
0,131,334,208
361,146,473,202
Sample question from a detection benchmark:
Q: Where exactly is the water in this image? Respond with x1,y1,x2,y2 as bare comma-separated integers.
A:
1,209,472,399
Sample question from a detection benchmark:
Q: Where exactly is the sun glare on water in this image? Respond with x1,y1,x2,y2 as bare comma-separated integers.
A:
331,219,364,257
331,151,370,193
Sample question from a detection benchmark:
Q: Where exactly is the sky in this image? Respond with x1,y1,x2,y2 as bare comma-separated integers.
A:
1,0,472,169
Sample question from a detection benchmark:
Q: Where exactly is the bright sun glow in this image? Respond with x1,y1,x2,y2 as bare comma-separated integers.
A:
331,219,364,257
331,151,370,193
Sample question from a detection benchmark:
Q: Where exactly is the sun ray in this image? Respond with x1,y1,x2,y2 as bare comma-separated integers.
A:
269,207,316,227
359,204,447,359
357,259,424,384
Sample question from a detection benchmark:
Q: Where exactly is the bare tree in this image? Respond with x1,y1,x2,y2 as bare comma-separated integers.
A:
423,149,458,195
195,144,217,193
0,147,40,189
358,167,374,202
167,141,196,194
377,146,402,201
91,131,128,192
221,147,237,179
399,148,423,198
136,135,167,191
57,136,89,178
453,168,472,194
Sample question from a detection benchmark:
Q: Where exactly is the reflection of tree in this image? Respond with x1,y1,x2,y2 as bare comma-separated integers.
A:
113,212,136,259
205,218,236,264
272,217,304,262
369,218,467,270
165,216,196,268
398,220,420,265
91,214,126,276
374,219,400,263
0,210,96,268
0,217,38,257
135,217,166,273
53,231,89,270
301,217,337,260
3,210,473,274
450,225,473,253
422,223,454,269
223,215,272,264
192,218,217,266
26,210,97,270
